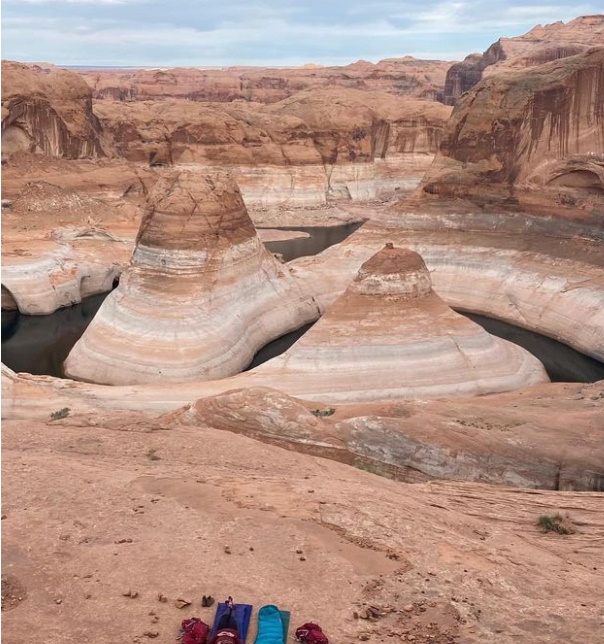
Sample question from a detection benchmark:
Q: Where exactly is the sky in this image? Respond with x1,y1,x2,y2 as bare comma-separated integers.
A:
1,1,600,67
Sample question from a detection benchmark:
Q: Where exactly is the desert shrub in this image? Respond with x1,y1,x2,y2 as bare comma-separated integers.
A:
49,407,70,421
310,408,336,418
537,514,573,535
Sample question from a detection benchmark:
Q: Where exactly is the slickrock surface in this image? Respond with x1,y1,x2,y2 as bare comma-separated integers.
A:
421,48,604,218
443,15,604,104
246,245,549,402
63,171,319,385
1,62,102,159
3,409,604,643
80,57,452,103
175,383,604,490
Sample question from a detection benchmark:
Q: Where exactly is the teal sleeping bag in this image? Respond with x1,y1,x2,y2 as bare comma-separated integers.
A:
254,605,285,644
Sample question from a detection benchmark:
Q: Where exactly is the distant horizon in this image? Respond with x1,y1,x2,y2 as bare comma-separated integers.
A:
20,57,457,70
2,2,601,68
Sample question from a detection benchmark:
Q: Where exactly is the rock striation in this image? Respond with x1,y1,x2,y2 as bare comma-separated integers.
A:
249,245,549,402
63,171,319,385
95,88,451,207
80,57,452,103
291,220,604,362
177,383,604,490
421,48,604,218
1,61,102,159
442,15,604,105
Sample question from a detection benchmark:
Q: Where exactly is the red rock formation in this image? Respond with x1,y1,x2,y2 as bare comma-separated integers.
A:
1,62,102,159
421,48,604,218
1,61,451,208
79,57,452,104
95,88,451,168
443,15,604,105
64,170,318,384
93,88,451,207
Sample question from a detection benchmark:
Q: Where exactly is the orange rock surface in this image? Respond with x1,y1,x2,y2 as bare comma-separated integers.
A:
80,56,452,104
421,48,604,219
443,15,604,105
1,62,102,158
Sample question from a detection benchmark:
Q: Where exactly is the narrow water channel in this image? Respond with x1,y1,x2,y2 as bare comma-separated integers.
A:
262,221,364,262
2,223,603,383
3,299,603,383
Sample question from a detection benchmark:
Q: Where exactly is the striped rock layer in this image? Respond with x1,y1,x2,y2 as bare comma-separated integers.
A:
64,171,318,385
250,245,550,402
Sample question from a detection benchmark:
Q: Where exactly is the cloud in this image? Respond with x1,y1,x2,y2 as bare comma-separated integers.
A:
1,0,599,66
5,0,142,4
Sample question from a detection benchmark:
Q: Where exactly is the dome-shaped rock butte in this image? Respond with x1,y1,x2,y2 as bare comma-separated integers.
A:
63,171,319,385
248,244,550,402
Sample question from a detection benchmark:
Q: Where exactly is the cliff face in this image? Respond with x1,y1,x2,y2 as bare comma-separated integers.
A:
79,57,452,104
95,88,451,167
2,60,452,209
421,48,604,217
1,62,103,159
442,15,604,105
94,88,451,207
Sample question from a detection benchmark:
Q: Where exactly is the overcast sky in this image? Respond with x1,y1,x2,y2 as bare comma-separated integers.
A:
2,1,599,67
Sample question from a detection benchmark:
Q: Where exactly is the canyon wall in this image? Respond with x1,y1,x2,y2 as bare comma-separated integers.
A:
1,62,102,159
95,88,451,207
420,48,604,218
79,57,452,104
442,15,604,105
2,60,451,208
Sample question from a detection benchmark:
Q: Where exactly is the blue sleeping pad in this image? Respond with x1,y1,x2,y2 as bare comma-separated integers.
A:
254,605,285,644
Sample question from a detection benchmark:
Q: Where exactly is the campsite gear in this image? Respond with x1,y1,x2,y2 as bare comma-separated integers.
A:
210,628,242,644
295,622,329,644
180,617,210,644
254,605,285,644
279,610,291,642
210,600,253,643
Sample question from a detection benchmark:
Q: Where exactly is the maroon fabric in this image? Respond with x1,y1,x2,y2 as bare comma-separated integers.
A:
295,623,329,644
180,618,210,644
209,628,243,644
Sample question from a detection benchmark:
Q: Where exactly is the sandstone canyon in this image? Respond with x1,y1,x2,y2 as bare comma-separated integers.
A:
80,57,452,103
2,14,604,644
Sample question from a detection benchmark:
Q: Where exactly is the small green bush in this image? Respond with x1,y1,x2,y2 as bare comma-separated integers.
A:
537,514,573,535
49,407,70,421
146,448,161,461
310,408,336,418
